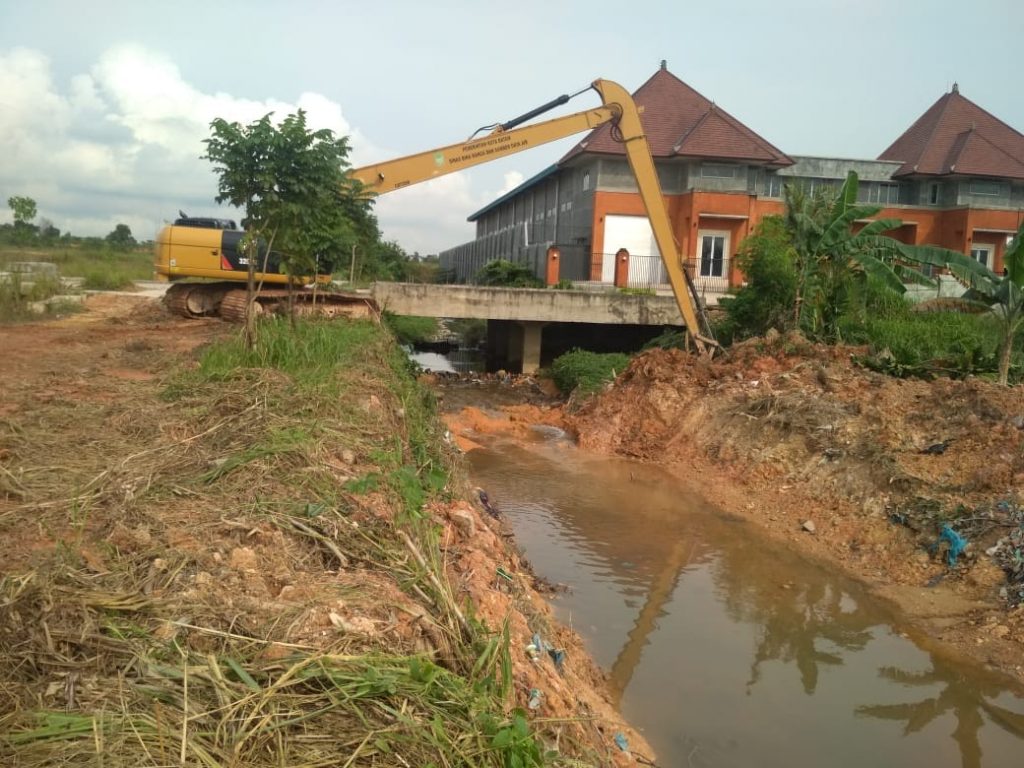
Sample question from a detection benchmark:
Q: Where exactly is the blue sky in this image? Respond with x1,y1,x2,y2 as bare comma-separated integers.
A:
1,0,1021,253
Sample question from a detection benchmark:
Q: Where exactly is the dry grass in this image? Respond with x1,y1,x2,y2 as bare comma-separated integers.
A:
0,318,568,767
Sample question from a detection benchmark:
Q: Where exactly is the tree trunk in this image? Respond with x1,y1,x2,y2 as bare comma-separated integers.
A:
998,334,1013,386
245,240,257,349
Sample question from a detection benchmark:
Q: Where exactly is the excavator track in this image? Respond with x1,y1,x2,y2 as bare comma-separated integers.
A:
172,284,378,323
164,282,233,318
218,290,255,323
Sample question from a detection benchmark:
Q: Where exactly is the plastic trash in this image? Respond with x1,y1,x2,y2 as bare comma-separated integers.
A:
525,643,540,662
527,688,543,710
548,648,566,672
614,732,629,753
939,523,967,566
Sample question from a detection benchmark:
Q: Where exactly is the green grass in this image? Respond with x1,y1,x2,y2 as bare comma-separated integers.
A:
384,312,440,345
0,272,80,323
549,348,631,396
0,243,153,282
840,309,1019,379
80,266,138,291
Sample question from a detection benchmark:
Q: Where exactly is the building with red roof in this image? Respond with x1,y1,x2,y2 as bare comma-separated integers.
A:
440,64,1024,299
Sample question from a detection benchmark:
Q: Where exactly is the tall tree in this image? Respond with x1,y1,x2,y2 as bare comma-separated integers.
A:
203,111,364,343
7,196,37,225
105,223,136,250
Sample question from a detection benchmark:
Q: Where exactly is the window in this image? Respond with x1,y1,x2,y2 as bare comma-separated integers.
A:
763,174,784,198
582,172,590,191
701,163,735,179
971,244,993,268
929,183,940,205
969,180,1004,196
861,182,901,205
699,234,727,277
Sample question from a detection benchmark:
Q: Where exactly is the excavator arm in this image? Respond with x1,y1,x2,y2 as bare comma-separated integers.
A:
350,80,715,351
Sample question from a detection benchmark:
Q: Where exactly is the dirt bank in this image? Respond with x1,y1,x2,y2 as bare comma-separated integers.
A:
0,296,650,766
563,334,1024,683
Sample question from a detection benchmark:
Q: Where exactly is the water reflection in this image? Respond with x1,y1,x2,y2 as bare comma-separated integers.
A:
464,433,1024,767
857,659,1024,768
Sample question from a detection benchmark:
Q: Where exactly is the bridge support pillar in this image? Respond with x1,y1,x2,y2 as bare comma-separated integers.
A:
486,319,545,374
518,321,544,375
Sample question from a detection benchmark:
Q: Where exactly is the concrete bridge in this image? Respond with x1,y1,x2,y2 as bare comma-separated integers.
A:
370,282,686,374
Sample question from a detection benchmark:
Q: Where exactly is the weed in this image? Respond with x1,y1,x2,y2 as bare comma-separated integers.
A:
549,348,631,395
0,272,67,323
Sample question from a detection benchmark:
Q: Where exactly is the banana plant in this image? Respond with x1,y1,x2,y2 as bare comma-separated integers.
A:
897,222,1024,385
784,171,932,339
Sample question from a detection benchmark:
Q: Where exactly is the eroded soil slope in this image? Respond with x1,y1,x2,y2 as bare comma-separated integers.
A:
0,296,649,766
568,334,1024,683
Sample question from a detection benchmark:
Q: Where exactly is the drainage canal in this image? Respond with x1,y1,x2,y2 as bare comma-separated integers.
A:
461,425,1024,768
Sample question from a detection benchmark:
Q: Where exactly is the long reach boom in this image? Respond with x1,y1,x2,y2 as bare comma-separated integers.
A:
350,79,715,351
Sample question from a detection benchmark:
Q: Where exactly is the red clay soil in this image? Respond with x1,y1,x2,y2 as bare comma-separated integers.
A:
565,333,1024,684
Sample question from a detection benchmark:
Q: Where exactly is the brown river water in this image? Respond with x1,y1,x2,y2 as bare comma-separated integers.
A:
459,421,1024,767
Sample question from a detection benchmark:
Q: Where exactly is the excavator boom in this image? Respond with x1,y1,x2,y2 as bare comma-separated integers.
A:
350,79,713,350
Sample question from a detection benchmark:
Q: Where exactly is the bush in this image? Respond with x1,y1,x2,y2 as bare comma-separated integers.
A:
549,349,631,395
474,260,542,288
717,216,797,343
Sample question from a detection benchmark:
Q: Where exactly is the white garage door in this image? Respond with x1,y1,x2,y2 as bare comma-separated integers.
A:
602,214,665,284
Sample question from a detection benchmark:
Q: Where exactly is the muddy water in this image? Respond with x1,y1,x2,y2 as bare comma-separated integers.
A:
465,428,1024,768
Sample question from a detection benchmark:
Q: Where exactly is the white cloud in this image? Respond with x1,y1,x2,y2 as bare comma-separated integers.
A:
0,44,493,252
499,171,525,195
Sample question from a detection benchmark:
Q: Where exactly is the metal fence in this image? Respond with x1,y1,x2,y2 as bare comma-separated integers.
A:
592,252,730,303
439,235,591,284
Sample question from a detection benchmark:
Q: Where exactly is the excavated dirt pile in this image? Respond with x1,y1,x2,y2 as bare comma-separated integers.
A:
568,332,1024,681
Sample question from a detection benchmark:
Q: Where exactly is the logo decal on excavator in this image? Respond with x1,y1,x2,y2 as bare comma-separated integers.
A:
433,152,444,167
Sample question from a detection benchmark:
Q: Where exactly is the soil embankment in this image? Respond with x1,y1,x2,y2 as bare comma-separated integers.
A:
565,333,1024,683
0,296,649,766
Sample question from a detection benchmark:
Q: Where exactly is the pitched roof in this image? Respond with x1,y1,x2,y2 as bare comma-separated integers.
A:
878,86,1024,180
560,67,792,167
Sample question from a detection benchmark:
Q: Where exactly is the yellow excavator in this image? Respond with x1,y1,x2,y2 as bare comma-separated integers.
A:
155,79,715,349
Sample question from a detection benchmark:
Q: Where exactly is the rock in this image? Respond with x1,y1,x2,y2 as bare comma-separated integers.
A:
991,625,1011,639
229,546,258,571
341,449,356,465
329,612,377,635
1012,415,1024,430
451,509,476,538
802,520,816,534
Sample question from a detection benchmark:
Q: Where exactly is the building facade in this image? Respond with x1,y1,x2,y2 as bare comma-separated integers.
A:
439,65,1024,302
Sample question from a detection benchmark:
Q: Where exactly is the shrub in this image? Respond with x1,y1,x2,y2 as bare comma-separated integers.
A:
549,349,630,395
474,260,542,288
717,216,797,343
